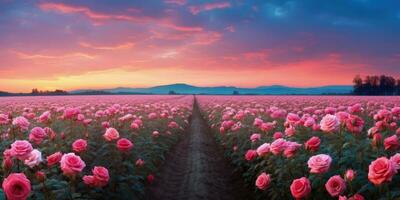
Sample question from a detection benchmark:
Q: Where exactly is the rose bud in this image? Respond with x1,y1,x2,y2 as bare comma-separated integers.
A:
35,171,46,182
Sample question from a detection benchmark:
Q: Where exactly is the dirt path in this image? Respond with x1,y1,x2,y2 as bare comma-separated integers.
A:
146,98,252,200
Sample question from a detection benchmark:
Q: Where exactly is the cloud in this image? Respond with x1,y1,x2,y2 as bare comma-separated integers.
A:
38,2,156,26
164,0,186,6
79,41,134,50
10,50,95,60
189,2,231,15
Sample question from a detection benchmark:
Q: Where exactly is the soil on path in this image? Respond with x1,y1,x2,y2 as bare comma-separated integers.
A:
146,98,252,200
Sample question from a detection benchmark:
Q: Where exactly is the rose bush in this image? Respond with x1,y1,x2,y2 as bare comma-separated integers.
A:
198,96,400,199
0,95,192,199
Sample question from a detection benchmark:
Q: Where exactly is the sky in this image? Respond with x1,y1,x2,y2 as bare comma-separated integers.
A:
1,0,400,92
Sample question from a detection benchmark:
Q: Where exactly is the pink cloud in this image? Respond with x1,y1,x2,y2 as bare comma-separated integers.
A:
79,41,134,50
10,50,95,60
164,0,187,6
189,2,231,15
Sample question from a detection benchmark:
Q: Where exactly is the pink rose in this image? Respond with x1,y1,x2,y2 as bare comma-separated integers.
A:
47,152,62,167
0,113,9,125
10,140,33,160
135,159,145,167
92,166,109,187
290,177,311,199
270,138,287,155
285,126,296,137
250,133,261,142
372,133,382,148
116,138,134,152
12,116,30,131
103,128,120,141
368,157,396,185
307,154,332,174
325,175,346,197
35,171,46,182
305,136,321,152
320,114,340,133
346,115,364,134
72,139,87,153
245,150,257,161
60,153,86,176
38,111,51,123
273,132,283,139
2,173,31,200
384,135,399,151
255,172,271,190
256,143,270,157
28,127,47,145
349,194,365,200
23,149,42,168
345,169,356,182
283,141,302,158
390,153,400,171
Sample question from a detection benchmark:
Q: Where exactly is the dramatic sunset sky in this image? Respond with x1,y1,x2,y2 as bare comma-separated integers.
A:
1,0,400,92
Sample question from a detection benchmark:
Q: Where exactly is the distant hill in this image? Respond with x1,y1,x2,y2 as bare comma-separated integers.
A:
71,83,353,95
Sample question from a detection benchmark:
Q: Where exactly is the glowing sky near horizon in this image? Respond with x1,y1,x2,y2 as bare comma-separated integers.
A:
1,0,400,92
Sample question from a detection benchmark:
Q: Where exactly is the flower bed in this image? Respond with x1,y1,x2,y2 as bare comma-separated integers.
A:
198,96,400,200
0,95,192,200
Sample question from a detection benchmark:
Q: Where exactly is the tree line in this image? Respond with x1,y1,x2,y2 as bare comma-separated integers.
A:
353,75,400,95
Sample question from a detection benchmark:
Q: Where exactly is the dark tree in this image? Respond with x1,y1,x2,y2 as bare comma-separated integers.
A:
352,75,399,96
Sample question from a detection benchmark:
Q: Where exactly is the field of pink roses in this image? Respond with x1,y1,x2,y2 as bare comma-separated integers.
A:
198,96,400,200
0,95,192,200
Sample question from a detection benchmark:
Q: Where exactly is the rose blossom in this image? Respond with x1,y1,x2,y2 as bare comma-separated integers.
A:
283,141,302,158
273,132,283,139
325,175,346,197
255,172,271,190
72,139,87,153
28,127,47,145
290,177,311,199
345,169,356,182
38,111,51,123
0,113,9,125
2,173,31,200
23,149,42,168
93,166,109,187
245,150,257,161
10,140,33,160
304,136,321,152
147,174,155,183
384,134,399,151
135,159,145,167
320,114,340,133
390,153,400,171
46,152,62,167
250,133,261,142
256,143,270,157
12,116,30,131
116,138,134,152
307,154,332,174
349,194,365,200
368,157,396,185
270,138,287,155
346,115,364,134
35,171,46,182
103,128,120,141
60,153,86,176
83,166,109,187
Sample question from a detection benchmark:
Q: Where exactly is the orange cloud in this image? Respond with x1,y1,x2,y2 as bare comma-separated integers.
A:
189,2,231,15
11,50,95,60
38,2,153,24
79,42,134,50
